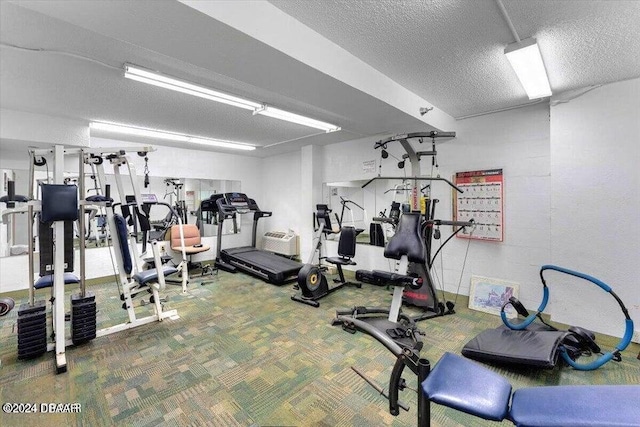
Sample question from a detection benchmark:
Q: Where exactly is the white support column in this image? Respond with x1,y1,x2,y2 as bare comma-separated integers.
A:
387,286,405,323
387,257,408,323
53,144,67,373
300,145,324,263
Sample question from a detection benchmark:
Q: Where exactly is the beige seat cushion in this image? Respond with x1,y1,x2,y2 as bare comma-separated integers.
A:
170,224,210,254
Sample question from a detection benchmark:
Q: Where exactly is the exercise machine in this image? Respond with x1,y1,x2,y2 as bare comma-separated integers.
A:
358,176,473,321
0,179,29,256
130,193,211,292
333,211,431,423
463,265,634,370
215,192,302,285
84,148,182,334
163,178,188,225
333,209,637,426
0,297,14,316
370,193,404,247
195,193,225,236
422,352,639,426
335,196,366,235
361,131,474,322
292,204,361,307
14,146,180,373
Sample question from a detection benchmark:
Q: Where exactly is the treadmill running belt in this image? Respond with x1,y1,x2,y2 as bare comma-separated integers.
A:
222,247,301,284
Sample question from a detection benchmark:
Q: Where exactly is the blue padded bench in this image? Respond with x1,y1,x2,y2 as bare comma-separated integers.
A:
132,265,178,286
34,273,80,289
422,352,640,427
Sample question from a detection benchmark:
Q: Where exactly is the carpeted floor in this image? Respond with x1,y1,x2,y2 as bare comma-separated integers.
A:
1,268,638,427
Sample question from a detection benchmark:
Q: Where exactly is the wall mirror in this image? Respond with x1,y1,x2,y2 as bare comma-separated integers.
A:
322,178,414,246
1,169,30,257
1,166,241,256
84,175,242,244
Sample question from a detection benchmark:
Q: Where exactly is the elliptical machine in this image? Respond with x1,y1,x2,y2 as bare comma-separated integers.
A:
292,204,361,307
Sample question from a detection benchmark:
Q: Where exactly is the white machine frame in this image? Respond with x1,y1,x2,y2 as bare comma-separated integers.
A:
21,145,184,373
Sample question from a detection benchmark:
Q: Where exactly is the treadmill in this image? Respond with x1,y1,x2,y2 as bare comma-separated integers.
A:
215,192,302,285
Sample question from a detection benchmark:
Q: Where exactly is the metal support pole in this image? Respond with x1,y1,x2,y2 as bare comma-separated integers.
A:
28,150,36,306
27,203,34,306
399,138,420,211
53,144,67,373
417,358,431,427
78,151,86,296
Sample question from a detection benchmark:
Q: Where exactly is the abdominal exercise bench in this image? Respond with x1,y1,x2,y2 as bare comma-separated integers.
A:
421,352,640,427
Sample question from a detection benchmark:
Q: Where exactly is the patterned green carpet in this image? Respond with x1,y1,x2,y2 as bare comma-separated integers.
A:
1,269,638,427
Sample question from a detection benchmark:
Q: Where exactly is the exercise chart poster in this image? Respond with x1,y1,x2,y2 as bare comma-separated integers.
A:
454,169,503,242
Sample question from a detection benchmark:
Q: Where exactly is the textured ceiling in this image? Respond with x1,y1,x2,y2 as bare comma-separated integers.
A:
270,0,640,118
0,1,429,156
1,0,638,157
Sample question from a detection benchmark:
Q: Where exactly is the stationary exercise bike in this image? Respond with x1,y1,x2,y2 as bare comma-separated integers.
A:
292,204,361,307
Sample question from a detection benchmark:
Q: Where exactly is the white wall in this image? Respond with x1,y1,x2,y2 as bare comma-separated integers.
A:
549,78,640,341
435,104,551,302
0,136,263,292
259,150,302,241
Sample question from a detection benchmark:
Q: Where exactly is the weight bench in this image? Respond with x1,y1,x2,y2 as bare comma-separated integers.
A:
422,352,640,427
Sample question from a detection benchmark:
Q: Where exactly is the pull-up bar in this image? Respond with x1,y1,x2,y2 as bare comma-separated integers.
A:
361,176,463,194
373,131,456,150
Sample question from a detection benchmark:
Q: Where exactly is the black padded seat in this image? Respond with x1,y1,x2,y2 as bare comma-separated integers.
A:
326,227,358,285
132,265,178,286
34,273,80,289
325,256,356,266
327,227,357,262
0,195,29,203
85,195,113,203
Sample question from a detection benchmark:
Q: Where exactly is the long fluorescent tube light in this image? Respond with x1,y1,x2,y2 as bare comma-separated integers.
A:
124,64,262,111
255,106,341,133
124,64,341,133
90,122,256,151
504,38,552,100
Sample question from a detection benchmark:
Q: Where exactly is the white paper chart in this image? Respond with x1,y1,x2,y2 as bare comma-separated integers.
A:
454,169,504,242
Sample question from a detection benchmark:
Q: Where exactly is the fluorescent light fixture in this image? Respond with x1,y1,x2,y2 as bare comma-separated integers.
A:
124,64,341,133
255,106,341,133
504,38,552,100
90,122,256,151
124,64,262,111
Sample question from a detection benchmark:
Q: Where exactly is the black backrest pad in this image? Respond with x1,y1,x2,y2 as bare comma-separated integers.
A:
338,226,356,258
134,208,151,232
114,214,133,275
41,184,78,222
316,204,333,231
384,212,425,263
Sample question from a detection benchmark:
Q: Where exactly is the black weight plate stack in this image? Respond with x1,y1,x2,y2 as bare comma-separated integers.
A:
17,301,47,359
71,292,97,345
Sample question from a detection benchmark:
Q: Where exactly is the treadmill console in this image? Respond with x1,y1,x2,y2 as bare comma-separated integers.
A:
140,193,158,204
125,193,158,204
223,192,251,214
216,193,270,219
